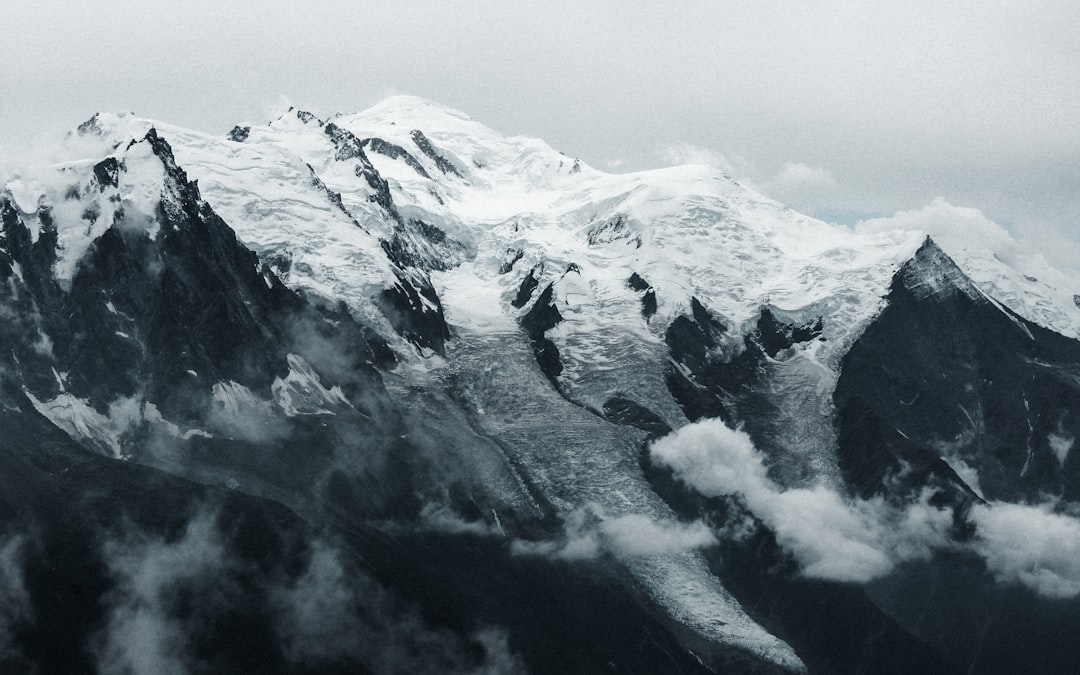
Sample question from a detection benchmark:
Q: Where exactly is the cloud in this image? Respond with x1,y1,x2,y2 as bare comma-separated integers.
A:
659,143,737,175
92,507,525,674
274,539,526,673
853,198,1080,322
760,161,840,215
855,197,1019,262
206,381,291,443
271,540,370,664
259,94,295,124
92,509,229,675
418,504,504,536
601,513,717,557
1006,217,1080,276
649,419,954,583
649,418,768,497
511,504,716,561
969,502,1080,599
650,419,1080,597
0,535,31,657
769,162,838,193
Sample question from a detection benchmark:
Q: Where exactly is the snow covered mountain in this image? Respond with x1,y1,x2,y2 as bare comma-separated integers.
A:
2,96,1079,674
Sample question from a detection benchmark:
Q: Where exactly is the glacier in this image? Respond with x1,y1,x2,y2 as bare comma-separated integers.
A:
2,95,1079,674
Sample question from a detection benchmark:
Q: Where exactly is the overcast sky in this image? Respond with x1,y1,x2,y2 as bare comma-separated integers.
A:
3,0,1078,267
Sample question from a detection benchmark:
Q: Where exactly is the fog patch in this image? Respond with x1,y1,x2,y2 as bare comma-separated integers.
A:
206,380,290,442
511,504,716,561
108,396,212,443
419,504,504,537
282,310,394,400
23,390,212,459
31,331,53,358
91,509,228,675
659,142,738,175
0,535,31,657
1048,426,1074,468
285,316,360,382
274,540,526,674
271,540,365,663
89,505,525,674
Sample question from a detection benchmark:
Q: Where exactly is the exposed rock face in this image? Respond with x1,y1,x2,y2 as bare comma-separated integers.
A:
835,239,1080,503
628,272,657,318
520,282,564,383
377,269,451,355
665,298,823,426
227,125,250,142
4,101,1080,674
410,129,462,177
363,136,432,179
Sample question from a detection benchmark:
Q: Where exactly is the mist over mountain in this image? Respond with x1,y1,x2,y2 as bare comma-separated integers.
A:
2,97,1079,674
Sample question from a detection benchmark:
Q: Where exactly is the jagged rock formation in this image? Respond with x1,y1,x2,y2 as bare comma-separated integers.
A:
1,98,1079,674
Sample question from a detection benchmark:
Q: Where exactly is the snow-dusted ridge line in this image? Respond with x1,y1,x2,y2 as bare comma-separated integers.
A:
7,97,1079,672
6,99,1077,344
274,96,1079,345
6,100,1077,499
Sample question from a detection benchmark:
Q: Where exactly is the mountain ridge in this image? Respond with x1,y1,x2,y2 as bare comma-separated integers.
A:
2,98,1079,674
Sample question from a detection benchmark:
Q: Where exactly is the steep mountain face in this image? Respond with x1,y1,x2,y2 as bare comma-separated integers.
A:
2,97,1079,674
836,238,1080,503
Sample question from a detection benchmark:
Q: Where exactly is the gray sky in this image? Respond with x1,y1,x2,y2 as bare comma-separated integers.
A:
3,0,1078,267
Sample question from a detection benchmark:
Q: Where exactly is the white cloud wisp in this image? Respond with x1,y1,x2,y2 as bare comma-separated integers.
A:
650,418,1080,598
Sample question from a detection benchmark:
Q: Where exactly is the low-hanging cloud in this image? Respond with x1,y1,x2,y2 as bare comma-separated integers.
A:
511,504,716,561
853,197,1080,337
969,502,1080,599
92,506,525,675
659,142,737,176
418,504,505,537
855,197,1019,263
272,540,367,663
650,418,1080,598
0,535,31,658
649,419,952,583
91,509,229,675
205,381,291,443
274,539,525,674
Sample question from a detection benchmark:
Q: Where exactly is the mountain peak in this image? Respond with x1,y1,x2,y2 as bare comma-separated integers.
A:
73,111,151,142
61,111,159,164
897,234,983,301
75,111,138,136
5,100,1080,674
360,94,474,122
337,95,499,143
282,107,323,126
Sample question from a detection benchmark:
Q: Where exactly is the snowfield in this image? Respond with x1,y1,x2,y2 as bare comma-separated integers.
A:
5,95,1080,672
